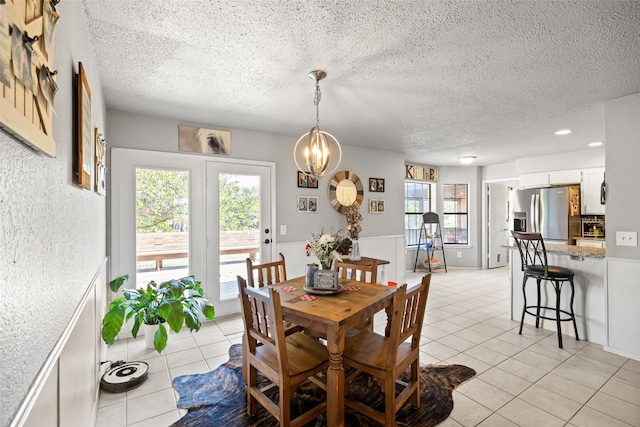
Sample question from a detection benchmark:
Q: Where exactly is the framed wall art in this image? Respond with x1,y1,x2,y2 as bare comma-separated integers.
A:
369,198,385,213
369,178,385,192
77,62,92,190
94,128,106,195
1,0,58,156
178,124,231,155
298,196,318,213
297,171,318,188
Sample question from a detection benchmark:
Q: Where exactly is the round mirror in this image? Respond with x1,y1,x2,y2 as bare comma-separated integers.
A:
329,171,364,214
336,180,357,206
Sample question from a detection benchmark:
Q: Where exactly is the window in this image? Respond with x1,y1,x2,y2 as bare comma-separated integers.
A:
442,184,468,244
405,181,431,246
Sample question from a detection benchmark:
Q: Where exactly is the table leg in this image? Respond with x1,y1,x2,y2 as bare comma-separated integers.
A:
325,327,346,427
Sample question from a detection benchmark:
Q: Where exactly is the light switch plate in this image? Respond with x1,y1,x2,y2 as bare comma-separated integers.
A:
280,225,287,235
616,231,638,247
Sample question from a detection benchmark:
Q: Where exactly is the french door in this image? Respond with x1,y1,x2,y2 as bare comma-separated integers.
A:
110,148,274,318
206,162,274,317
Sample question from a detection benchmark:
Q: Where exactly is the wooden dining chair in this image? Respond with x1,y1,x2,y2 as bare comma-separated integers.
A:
334,259,378,284
246,252,287,287
237,276,330,427
343,274,431,427
334,259,379,332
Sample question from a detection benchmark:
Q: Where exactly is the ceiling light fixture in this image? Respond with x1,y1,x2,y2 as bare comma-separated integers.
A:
293,70,342,180
555,129,572,135
588,141,603,147
458,156,477,164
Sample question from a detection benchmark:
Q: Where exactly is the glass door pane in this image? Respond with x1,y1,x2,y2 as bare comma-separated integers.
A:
135,168,190,287
218,173,261,301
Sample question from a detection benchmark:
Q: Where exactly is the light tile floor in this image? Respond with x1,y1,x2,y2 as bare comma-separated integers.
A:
96,267,640,426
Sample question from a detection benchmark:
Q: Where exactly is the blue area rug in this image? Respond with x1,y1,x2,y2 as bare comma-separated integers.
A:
171,343,475,426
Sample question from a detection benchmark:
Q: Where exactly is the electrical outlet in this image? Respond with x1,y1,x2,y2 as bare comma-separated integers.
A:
457,251,462,258
616,231,637,247
280,225,287,235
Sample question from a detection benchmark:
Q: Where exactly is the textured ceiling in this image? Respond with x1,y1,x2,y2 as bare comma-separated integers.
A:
82,1,640,166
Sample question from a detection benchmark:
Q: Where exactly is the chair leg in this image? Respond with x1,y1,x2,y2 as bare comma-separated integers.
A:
247,366,258,416
535,278,542,328
519,276,528,335
410,361,420,408
569,278,580,341
555,281,563,349
280,387,290,427
384,374,396,427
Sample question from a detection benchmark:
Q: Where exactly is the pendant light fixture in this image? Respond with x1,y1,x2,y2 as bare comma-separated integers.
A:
293,70,342,180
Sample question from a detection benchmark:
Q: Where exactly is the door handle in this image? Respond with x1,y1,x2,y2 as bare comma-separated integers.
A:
264,239,272,244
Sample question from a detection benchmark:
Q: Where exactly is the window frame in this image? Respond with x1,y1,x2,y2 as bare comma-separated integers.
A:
404,180,432,247
442,183,469,245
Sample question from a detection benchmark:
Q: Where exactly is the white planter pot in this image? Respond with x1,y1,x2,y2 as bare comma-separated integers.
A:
144,323,158,349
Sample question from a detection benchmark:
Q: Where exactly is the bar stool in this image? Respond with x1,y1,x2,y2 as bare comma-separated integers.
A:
511,231,579,348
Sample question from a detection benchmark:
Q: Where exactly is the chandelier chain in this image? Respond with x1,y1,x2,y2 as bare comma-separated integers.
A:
314,81,322,129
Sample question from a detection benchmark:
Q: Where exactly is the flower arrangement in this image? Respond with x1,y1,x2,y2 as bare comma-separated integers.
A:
305,229,351,270
345,204,363,238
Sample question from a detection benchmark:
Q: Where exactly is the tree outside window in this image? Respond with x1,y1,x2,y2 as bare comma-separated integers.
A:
442,184,468,244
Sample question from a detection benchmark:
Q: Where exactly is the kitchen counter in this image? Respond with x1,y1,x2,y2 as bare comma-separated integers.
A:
505,243,605,258
544,242,605,258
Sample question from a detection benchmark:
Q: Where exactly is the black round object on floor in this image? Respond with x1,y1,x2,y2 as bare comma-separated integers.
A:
100,361,149,393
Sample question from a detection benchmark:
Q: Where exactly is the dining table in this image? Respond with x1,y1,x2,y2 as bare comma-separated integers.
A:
270,276,397,427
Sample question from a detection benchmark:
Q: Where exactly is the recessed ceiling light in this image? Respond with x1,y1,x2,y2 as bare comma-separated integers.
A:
555,129,572,135
458,156,476,164
588,141,603,147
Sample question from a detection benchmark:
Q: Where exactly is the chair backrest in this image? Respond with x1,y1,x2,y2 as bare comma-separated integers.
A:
511,231,548,273
246,253,287,288
385,274,431,364
237,276,288,371
334,259,378,284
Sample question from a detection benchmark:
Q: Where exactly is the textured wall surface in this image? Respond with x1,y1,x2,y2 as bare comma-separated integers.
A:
605,92,640,260
0,3,106,426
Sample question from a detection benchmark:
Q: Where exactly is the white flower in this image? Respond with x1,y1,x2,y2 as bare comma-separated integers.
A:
318,234,335,245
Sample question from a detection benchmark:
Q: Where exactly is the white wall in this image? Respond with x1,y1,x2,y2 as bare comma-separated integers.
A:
515,147,605,175
106,112,405,246
604,92,640,260
602,92,640,359
0,3,107,426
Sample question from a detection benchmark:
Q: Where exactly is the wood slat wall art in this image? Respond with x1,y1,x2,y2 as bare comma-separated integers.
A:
1,0,58,157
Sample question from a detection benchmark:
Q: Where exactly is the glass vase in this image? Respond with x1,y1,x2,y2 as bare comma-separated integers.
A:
349,238,361,261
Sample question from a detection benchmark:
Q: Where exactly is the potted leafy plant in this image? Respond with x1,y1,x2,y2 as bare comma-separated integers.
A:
101,275,215,352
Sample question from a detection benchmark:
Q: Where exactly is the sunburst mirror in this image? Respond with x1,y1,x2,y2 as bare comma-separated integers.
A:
328,170,364,214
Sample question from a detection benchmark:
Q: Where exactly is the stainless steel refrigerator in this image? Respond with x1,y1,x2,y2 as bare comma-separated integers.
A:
510,185,581,244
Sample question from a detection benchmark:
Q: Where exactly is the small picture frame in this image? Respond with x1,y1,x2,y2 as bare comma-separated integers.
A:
297,171,318,188
369,178,385,192
298,196,318,213
298,196,308,212
94,128,106,196
369,198,384,213
308,196,318,212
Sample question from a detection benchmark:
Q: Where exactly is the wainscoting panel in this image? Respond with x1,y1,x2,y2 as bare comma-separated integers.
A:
15,258,108,427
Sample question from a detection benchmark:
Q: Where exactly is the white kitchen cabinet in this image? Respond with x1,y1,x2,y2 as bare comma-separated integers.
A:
581,167,605,215
549,169,582,185
518,172,549,189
